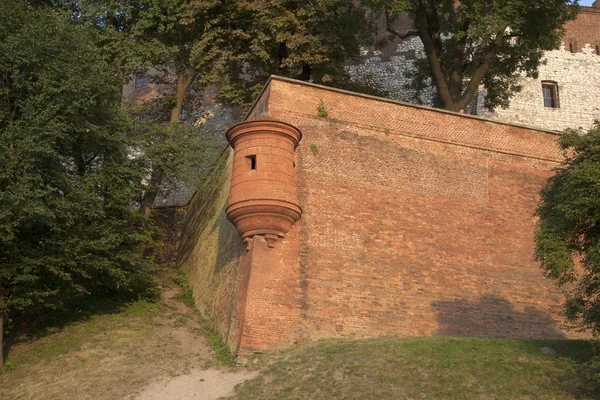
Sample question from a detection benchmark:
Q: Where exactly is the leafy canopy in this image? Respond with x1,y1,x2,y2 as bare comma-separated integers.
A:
200,0,378,106
0,1,156,320
536,122,600,336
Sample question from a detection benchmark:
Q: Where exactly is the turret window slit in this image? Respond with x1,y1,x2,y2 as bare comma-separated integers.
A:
247,155,256,171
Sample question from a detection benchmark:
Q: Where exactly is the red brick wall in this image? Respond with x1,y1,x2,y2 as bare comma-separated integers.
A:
232,78,588,355
563,7,600,52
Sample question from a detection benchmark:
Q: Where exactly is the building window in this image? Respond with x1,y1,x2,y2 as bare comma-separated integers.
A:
542,81,559,108
596,44,600,56
134,70,148,89
180,102,187,120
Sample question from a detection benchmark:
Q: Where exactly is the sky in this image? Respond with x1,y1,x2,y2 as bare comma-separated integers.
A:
580,0,595,6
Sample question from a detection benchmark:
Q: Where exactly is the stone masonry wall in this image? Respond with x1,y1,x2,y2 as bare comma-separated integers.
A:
345,36,436,106
230,77,589,356
478,7,600,131
177,149,244,348
345,7,600,132
477,45,600,131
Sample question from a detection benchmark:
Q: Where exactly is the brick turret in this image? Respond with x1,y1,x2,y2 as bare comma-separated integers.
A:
225,115,302,248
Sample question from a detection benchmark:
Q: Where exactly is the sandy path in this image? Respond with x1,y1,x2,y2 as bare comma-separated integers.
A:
132,288,259,400
133,369,258,400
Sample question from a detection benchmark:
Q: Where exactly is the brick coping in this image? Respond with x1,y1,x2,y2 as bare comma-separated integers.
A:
246,75,562,137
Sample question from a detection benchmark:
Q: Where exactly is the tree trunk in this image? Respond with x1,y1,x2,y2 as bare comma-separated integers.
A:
141,71,194,214
409,1,503,113
170,72,193,124
141,167,164,215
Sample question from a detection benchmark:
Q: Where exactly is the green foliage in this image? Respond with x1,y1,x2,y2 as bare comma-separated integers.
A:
310,144,319,156
317,100,328,118
535,122,600,337
371,0,579,111
127,108,223,197
0,1,156,324
210,0,377,107
127,0,229,90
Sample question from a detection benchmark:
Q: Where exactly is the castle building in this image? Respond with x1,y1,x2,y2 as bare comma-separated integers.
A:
346,4,600,132
179,76,590,361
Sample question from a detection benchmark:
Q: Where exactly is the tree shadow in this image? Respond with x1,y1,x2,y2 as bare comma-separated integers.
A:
432,294,566,339
2,292,143,365
177,148,231,268
432,294,600,399
210,204,242,274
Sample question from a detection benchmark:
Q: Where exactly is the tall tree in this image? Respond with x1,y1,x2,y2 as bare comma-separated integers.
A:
372,0,578,112
201,0,376,106
0,1,155,366
130,0,230,123
112,0,230,213
535,122,600,338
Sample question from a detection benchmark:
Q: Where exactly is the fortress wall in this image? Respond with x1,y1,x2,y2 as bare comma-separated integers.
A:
562,7,600,53
233,77,588,354
176,149,244,347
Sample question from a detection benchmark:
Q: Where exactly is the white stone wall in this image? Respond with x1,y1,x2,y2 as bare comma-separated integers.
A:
477,44,600,132
345,36,436,105
346,38,600,132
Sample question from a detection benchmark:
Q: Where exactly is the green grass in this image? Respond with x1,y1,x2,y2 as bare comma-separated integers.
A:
233,337,599,400
2,298,163,374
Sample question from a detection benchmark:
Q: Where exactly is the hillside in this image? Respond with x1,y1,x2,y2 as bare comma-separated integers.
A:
0,274,597,400
233,337,598,400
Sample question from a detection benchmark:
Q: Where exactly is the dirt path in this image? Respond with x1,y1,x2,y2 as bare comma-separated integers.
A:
133,369,259,400
0,284,258,400
131,288,258,400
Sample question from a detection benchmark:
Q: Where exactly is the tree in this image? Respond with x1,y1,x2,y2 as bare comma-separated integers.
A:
94,0,230,213
0,1,156,366
203,0,377,106
372,0,579,112
535,122,600,337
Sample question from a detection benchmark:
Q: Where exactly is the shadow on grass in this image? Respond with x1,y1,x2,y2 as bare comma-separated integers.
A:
433,294,599,399
2,291,156,366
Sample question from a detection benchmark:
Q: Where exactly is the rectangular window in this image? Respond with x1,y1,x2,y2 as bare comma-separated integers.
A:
596,45,599,56
134,71,148,89
542,82,559,108
246,155,256,171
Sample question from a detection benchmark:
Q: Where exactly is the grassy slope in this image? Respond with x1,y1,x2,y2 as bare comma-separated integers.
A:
1,272,597,399
234,337,598,400
0,269,233,400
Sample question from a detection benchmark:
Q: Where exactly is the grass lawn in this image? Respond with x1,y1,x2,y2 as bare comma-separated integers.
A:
234,337,598,400
0,269,232,400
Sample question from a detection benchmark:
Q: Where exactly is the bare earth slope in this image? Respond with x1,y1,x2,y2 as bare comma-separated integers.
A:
0,283,255,400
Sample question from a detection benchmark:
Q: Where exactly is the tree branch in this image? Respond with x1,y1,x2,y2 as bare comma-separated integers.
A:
457,30,506,110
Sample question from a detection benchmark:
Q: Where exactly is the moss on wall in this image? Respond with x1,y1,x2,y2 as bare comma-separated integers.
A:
177,148,242,344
